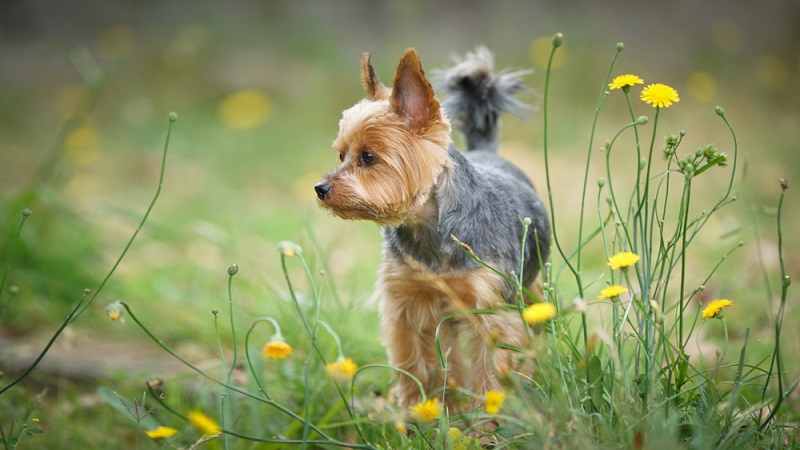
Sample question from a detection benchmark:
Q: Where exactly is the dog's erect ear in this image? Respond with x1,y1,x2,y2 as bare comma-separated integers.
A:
391,48,441,134
361,53,386,101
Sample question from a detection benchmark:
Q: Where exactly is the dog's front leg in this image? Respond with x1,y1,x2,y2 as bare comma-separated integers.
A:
380,295,466,409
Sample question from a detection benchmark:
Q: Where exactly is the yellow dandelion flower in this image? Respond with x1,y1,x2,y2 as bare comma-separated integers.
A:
325,357,358,380
394,421,407,434
187,410,221,435
263,340,293,359
598,285,628,300
607,251,640,270
218,89,271,130
409,398,441,422
145,426,178,439
702,299,733,320
484,390,505,415
608,74,644,90
523,303,557,325
641,83,680,108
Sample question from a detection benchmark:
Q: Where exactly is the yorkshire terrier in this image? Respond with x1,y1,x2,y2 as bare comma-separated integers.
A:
315,47,550,411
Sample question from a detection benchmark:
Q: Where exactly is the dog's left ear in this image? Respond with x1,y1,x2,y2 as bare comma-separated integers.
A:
391,49,441,134
361,53,387,100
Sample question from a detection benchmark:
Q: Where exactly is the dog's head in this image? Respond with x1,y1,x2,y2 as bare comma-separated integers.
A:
315,49,452,227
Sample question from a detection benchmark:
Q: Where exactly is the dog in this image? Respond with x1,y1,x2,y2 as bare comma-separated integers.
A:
315,47,550,412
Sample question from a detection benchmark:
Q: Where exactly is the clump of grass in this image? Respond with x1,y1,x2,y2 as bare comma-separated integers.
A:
1,34,795,450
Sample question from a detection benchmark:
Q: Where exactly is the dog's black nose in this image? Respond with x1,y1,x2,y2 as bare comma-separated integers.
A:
314,182,331,200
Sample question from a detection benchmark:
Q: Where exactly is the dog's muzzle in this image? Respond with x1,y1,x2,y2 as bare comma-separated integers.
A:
314,181,331,200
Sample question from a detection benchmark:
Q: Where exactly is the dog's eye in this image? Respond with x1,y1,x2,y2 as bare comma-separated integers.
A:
338,153,345,162
360,151,376,166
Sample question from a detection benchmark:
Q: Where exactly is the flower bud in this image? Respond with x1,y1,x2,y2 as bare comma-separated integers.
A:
22,208,32,217
167,111,178,122
715,106,725,117
147,376,165,388
616,42,625,52
106,301,124,322
635,115,648,125
597,178,606,188
552,32,564,48
278,241,302,257
227,263,239,276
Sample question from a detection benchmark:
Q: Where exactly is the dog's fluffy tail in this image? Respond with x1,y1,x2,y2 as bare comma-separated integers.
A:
436,47,533,153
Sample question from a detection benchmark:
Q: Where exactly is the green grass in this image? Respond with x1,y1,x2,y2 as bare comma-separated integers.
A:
1,16,798,450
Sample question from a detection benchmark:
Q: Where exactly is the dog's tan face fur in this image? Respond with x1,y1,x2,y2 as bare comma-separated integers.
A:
317,50,452,227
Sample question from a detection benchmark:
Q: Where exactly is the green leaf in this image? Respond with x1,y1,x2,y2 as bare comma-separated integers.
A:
587,356,606,411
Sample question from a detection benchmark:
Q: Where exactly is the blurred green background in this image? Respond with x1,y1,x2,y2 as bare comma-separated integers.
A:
0,0,798,446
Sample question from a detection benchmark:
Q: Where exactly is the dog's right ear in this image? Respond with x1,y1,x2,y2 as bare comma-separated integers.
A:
361,53,387,100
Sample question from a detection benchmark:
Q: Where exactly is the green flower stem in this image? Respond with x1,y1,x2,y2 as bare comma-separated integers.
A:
721,317,729,363
680,109,739,250
318,320,345,360
576,45,623,273
682,242,743,343
517,217,531,309
452,237,539,301
604,119,642,249
623,92,643,226
220,271,239,450
759,184,791,430
352,363,427,404
639,107,660,226
243,319,278,401
721,328,750,440
0,209,31,326
542,33,584,300
678,178,692,350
